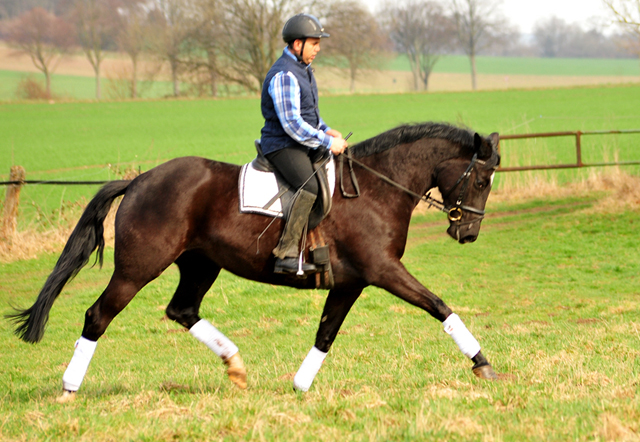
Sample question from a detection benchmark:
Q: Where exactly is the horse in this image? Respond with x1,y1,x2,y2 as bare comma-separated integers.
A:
8,122,501,401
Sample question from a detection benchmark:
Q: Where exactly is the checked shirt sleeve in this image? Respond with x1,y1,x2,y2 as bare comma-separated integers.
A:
268,71,332,150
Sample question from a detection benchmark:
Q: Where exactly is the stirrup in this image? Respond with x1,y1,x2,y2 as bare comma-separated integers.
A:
274,257,316,275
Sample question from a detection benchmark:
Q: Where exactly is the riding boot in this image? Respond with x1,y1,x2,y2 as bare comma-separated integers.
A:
273,189,317,275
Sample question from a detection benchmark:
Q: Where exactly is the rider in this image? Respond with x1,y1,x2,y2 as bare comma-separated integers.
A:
260,13,348,275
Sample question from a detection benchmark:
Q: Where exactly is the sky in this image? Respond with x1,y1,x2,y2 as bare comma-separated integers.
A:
367,0,613,35
499,0,610,34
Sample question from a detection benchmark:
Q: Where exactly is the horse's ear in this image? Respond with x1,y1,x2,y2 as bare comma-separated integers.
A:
473,132,483,152
474,132,498,159
489,132,499,149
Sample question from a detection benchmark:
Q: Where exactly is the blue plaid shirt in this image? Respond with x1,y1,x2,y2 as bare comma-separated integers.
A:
267,48,333,150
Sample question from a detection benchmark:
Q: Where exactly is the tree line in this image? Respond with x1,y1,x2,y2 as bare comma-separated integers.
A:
1,0,639,99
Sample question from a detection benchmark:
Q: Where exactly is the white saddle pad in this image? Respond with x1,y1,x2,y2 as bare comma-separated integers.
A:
239,159,336,218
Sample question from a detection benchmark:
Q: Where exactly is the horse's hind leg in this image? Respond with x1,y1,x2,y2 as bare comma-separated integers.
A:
294,287,363,392
166,252,246,389
57,271,148,403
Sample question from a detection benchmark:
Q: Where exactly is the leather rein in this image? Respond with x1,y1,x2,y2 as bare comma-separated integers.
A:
339,148,487,225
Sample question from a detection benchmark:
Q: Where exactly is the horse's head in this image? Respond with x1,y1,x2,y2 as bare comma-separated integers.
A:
436,132,500,244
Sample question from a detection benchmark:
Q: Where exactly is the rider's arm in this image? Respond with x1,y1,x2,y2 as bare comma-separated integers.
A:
269,71,333,150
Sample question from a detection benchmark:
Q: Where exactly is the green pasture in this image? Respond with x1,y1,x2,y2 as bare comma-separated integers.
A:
387,54,640,76
1,192,639,440
2,84,640,230
0,70,178,101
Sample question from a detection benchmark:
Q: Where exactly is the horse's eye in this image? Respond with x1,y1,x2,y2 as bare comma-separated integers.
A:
476,179,488,189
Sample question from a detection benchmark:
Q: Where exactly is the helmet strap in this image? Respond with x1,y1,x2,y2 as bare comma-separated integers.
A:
296,38,307,64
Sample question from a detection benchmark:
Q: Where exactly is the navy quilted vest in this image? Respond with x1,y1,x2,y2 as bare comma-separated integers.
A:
260,52,321,155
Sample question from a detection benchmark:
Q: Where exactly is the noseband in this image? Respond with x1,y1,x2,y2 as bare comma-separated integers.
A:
438,153,486,224
339,151,487,224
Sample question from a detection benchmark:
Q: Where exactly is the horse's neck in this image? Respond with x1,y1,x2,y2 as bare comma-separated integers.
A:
363,140,462,198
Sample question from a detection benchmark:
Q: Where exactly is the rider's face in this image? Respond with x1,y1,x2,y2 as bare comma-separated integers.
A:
292,37,321,64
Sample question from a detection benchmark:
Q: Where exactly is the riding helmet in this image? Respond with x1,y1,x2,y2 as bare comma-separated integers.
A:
282,14,330,43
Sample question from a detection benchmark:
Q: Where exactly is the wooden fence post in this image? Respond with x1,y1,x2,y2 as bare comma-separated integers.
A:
1,165,26,243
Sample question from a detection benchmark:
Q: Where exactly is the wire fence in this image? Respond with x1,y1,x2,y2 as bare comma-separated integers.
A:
2,129,640,187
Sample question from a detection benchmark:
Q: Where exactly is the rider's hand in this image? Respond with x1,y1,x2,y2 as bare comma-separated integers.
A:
325,129,343,140
329,137,348,156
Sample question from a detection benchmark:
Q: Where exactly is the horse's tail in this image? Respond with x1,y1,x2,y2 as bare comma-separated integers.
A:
7,180,131,344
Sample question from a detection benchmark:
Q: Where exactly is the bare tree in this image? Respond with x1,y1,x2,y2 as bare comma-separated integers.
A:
6,7,74,96
321,1,386,93
450,0,507,90
533,16,573,58
179,0,225,97
216,0,302,93
70,0,121,99
603,0,640,57
146,0,196,97
380,0,454,92
115,1,148,98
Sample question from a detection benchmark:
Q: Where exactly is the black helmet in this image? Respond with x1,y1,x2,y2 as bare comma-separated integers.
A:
282,14,330,43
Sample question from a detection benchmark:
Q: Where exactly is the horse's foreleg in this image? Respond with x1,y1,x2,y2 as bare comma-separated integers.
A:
167,253,246,389
294,287,362,392
372,262,497,380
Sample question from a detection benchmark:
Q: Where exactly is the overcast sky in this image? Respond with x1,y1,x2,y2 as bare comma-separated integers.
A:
367,0,612,34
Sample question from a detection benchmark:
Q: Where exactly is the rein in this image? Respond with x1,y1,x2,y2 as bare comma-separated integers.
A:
339,149,486,224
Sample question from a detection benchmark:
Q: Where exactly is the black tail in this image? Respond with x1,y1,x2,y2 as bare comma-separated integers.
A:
6,180,131,343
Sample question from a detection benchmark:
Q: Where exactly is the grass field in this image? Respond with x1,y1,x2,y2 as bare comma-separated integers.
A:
1,83,640,439
387,54,640,76
2,84,640,231
0,190,639,440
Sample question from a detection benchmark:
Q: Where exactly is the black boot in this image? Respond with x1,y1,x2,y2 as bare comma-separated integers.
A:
273,190,317,275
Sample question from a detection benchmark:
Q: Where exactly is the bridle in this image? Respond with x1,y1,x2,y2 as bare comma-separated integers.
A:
437,153,487,224
339,149,489,225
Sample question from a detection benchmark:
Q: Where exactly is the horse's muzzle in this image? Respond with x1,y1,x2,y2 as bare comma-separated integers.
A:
447,222,480,244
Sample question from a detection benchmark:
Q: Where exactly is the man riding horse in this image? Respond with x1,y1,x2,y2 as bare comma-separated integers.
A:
260,13,349,275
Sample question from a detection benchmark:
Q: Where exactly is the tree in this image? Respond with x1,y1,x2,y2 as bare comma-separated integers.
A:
533,16,574,58
180,0,225,97
532,16,628,58
146,0,195,97
450,0,508,90
380,0,454,92
603,0,640,58
6,7,74,96
322,1,386,93
70,0,121,99
114,1,148,98
217,0,300,93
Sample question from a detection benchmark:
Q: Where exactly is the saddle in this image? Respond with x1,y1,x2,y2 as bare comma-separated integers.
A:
238,141,335,289
247,140,333,231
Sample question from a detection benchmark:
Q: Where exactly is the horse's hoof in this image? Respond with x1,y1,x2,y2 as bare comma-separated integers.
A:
224,353,247,389
472,363,498,380
56,390,76,403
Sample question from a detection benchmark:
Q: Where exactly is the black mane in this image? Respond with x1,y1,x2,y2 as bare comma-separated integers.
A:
350,122,475,158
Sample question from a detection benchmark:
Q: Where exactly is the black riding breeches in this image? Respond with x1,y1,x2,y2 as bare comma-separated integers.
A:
265,146,319,196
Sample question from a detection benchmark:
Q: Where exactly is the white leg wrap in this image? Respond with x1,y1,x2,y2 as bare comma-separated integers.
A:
62,336,98,392
293,346,327,392
443,313,481,359
189,319,238,361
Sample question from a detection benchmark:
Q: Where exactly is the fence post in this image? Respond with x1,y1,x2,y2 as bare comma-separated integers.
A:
1,165,26,243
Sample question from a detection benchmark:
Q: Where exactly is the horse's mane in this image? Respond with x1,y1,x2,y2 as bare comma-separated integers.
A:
350,122,475,158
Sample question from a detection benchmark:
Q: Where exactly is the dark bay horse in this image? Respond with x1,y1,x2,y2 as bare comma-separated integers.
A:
9,122,501,400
